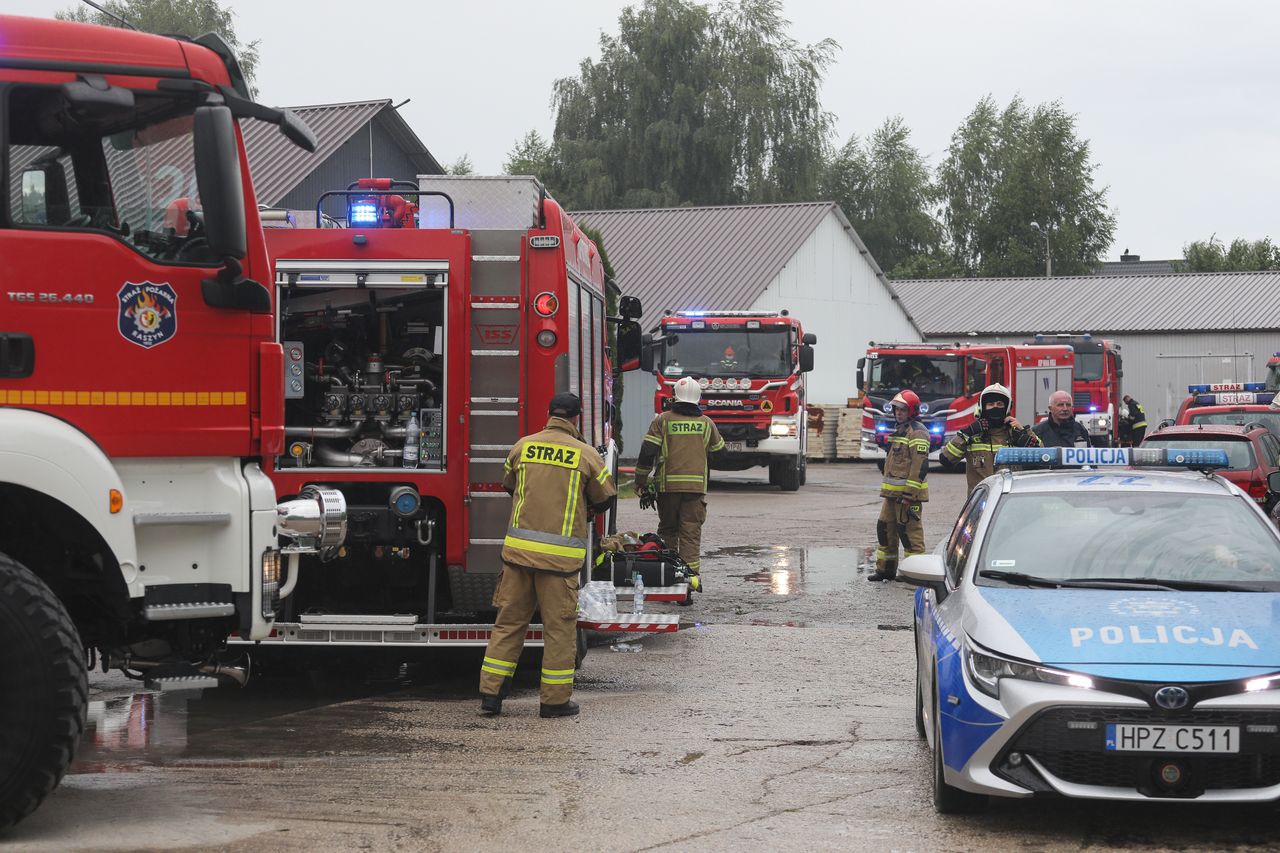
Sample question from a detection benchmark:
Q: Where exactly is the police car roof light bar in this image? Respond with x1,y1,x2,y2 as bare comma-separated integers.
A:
994,446,1231,470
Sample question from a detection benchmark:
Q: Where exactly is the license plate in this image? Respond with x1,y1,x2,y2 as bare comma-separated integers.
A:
1217,392,1256,405
1105,724,1239,753
723,441,746,453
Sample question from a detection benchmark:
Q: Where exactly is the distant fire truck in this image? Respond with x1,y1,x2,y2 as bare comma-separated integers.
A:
857,342,1073,469
233,174,679,664
1027,333,1124,445
641,311,816,490
0,14,333,827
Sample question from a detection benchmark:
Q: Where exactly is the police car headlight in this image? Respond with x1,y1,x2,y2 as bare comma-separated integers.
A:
964,640,1094,698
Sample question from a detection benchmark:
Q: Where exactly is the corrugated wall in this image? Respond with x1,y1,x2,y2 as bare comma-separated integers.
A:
926,331,1280,425
277,120,422,220
752,211,921,406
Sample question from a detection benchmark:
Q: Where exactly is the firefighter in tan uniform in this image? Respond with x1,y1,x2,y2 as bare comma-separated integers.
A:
941,383,1042,492
479,393,615,718
633,377,724,590
868,390,930,581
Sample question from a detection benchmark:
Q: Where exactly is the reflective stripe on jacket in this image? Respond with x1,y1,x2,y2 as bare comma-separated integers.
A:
634,408,725,494
501,417,616,573
880,419,930,502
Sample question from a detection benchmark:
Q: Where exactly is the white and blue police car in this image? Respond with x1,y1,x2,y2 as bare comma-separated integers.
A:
904,445,1280,812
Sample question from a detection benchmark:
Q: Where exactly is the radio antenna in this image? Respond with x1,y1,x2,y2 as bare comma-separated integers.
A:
79,0,141,31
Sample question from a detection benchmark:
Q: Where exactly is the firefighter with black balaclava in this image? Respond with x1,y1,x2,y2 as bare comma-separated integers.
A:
942,383,1042,492
868,390,929,582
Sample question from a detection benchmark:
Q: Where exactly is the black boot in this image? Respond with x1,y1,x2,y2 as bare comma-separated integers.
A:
480,693,503,715
867,567,897,582
540,699,580,718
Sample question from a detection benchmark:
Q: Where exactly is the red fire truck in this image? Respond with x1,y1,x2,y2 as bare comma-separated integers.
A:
0,15,342,826
1027,333,1124,445
856,342,1073,470
230,174,680,664
641,311,816,490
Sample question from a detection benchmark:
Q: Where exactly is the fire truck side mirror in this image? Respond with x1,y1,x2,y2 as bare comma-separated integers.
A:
802,332,817,346
615,322,643,372
639,334,656,373
194,104,247,263
799,345,815,373
856,357,866,389
619,295,643,321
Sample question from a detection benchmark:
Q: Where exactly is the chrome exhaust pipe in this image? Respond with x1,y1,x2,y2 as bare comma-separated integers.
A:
115,657,249,688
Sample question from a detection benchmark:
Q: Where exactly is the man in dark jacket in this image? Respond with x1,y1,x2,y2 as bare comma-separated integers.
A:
1033,390,1093,448
1123,395,1148,445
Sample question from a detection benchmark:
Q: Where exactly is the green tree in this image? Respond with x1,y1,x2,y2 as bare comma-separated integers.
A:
937,96,1116,277
1176,236,1280,272
537,0,835,210
503,130,558,182
58,0,259,95
445,154,474,176
822,117,941,274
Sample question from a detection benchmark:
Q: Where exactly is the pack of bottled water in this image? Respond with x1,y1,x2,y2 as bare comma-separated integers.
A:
577,580,618,621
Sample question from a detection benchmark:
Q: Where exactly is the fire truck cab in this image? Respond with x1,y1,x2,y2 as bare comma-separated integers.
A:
857,342,1073,469
641,311,816,491
1028,333,1123,445
0,15,333,827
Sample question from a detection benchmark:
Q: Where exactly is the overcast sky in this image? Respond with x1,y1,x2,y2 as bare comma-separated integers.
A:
13,0,1280,260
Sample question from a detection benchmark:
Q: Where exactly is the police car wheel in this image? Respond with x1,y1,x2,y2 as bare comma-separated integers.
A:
0,554,87,829
932,684,987,814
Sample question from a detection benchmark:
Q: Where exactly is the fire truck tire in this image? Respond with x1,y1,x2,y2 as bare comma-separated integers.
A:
777,457,802,491
0,553,88,830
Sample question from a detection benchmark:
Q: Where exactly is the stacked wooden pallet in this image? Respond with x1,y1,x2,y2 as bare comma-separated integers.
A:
835,407,863,460
806,404,839,461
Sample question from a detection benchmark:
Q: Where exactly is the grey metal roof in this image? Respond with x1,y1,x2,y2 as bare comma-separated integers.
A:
571,202,836,323
1093,258,1178,275
243,100,442,207
892,271,1280,335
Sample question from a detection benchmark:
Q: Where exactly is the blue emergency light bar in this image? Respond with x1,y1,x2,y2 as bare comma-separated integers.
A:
349,201,380,225
994,446,1231,470
1188,383,1267,394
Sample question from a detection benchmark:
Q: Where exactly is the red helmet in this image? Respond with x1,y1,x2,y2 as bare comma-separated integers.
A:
890,390,920,417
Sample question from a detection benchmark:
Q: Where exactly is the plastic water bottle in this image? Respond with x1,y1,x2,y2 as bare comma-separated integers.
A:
402,412,420,468
633,571,645,614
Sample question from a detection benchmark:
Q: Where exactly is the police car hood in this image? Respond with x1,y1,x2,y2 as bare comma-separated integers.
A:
968,587,1280,681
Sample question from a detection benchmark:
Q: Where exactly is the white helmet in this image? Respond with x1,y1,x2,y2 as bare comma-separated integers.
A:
673,376,702,404
976,383,1012,416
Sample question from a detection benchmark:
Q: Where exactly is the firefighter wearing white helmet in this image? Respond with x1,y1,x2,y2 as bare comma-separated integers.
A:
869,390,930,582
941,383,1041,492
633,376,725,589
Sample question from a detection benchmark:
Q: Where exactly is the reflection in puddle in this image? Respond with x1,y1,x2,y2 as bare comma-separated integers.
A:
75,693,189,773
711,545,867,596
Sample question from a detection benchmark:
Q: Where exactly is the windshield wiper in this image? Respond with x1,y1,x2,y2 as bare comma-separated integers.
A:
1085,576,1269,592
978,570,1177,591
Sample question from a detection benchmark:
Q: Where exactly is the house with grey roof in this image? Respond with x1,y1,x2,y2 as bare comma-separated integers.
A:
891,271,1280,424
573,202,922,456
242,99,442,218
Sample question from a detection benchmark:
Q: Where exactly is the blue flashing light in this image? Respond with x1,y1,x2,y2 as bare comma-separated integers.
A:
349,201,380,225
682,310,708,316
929,424,944,434
1189,382,1267,394
876,423,889,432
1135,447,1231,469
1188,384,1209,393
995,447,1060,466
1089,405,1098,412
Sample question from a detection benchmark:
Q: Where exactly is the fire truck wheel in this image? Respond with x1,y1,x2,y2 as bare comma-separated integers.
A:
777,457,802,491
0,553,88,830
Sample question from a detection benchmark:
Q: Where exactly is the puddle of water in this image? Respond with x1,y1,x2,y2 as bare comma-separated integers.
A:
709,544,869,596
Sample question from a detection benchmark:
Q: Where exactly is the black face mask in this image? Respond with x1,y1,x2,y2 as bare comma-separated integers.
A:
983,406,1008,427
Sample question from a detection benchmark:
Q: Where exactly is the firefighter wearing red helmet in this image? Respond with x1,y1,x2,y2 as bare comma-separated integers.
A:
869,390,930,582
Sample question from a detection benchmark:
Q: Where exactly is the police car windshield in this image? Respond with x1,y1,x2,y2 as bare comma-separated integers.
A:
1141,437,1256,471
660,328,789,377
867,356,959,398
1189,411,1280,437
976,491,1280,590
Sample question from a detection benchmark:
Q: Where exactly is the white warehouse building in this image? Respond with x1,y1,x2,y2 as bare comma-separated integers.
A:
573,202,922,456
891,271,1280,426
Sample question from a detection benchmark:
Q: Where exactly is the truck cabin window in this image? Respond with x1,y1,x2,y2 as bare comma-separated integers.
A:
660,327,791,377
6,87,217,265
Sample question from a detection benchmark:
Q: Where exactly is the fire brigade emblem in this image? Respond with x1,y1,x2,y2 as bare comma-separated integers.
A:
117,281,177,349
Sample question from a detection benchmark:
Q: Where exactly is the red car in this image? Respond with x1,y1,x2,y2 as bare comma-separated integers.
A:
1141,423,1280,512
1177,404,1280,436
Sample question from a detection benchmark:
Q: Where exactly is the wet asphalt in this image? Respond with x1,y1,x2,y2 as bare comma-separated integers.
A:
9,462,1280,851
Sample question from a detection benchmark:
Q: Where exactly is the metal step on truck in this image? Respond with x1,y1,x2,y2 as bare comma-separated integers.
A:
233,175,687,668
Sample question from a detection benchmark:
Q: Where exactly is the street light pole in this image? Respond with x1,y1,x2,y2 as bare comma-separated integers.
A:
1030,221,1051,278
